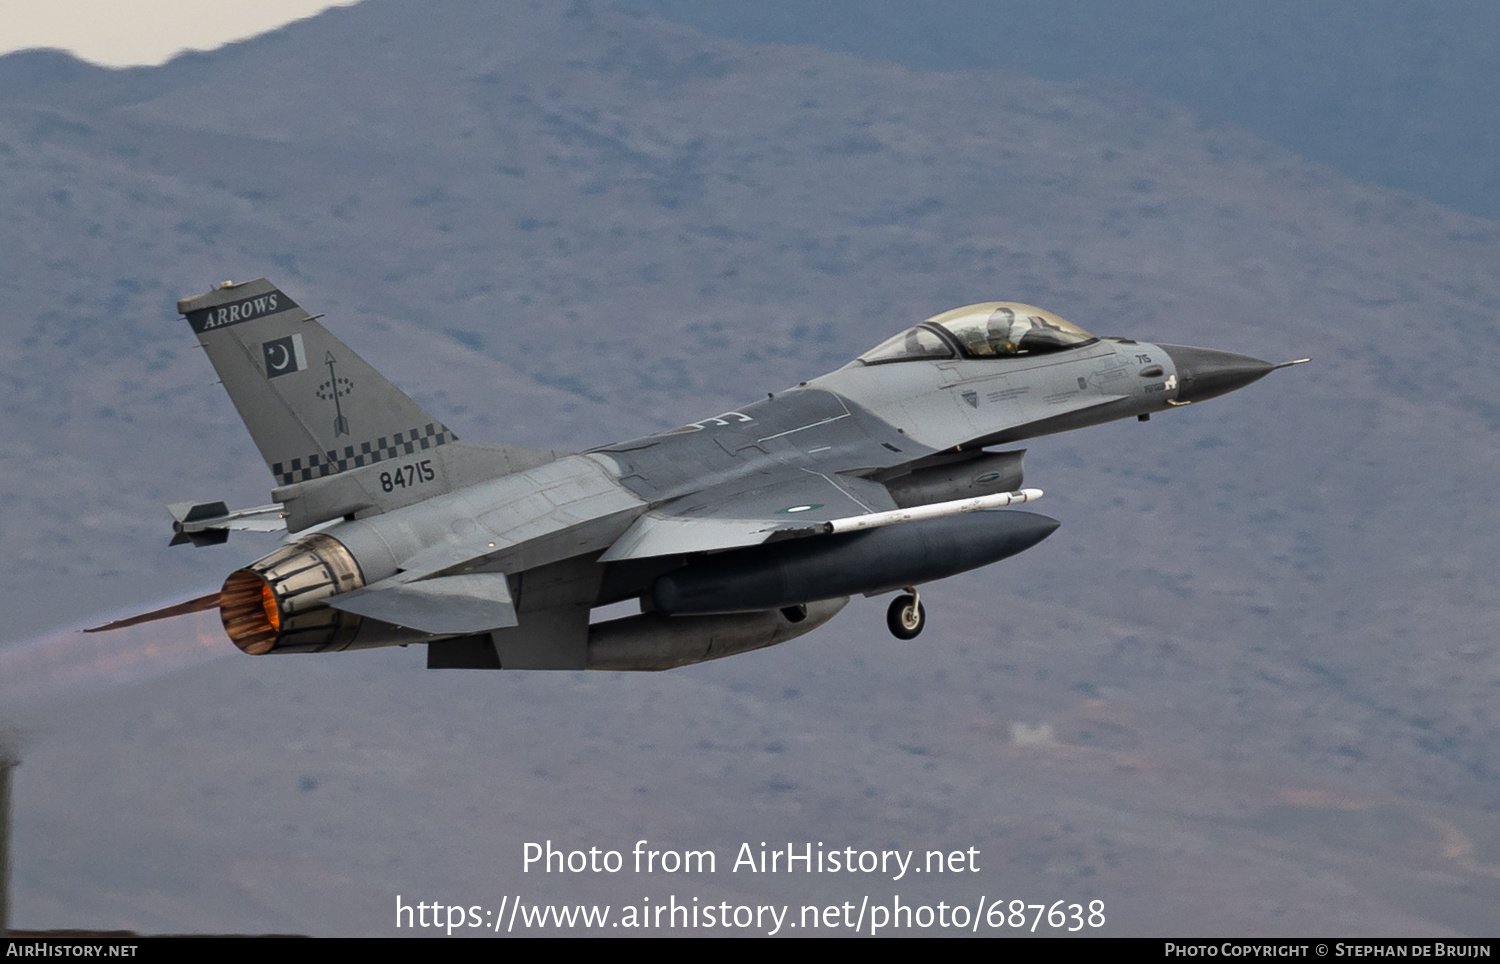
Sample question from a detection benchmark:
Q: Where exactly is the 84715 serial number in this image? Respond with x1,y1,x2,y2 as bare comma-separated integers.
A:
379,459,435,492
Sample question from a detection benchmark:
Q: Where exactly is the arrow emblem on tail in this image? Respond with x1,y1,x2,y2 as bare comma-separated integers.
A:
316,351,354,437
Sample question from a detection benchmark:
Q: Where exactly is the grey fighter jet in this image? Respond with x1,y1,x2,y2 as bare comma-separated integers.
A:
88,281,1305,670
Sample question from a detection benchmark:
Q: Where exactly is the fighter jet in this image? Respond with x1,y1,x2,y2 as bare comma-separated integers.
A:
88,281,1305,670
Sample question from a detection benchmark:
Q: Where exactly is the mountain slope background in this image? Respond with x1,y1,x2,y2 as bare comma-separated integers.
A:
0,0,1496,936
621,0,1500,221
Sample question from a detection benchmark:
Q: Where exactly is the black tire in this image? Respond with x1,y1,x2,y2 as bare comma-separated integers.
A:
886,594,925,640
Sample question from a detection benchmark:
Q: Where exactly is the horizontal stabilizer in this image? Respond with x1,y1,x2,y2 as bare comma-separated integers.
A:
325,573,518,634
83,591,221,633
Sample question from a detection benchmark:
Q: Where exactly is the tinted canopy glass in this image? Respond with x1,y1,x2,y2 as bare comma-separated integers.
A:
857,302,1097,364
857,325,955,364
925,303,1097,358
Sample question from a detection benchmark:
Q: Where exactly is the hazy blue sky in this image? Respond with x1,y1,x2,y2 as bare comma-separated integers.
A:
3,0,355,66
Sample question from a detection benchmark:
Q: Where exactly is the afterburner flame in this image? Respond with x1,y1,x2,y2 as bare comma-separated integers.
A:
260,580,279,632
221,570,279,655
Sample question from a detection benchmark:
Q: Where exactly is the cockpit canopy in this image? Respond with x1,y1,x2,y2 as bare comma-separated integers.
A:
858,302,1098,364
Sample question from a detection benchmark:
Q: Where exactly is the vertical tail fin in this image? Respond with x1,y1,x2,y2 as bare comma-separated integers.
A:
178,279,457,486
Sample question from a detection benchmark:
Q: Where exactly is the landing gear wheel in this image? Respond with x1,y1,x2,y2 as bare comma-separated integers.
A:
886,591,925,640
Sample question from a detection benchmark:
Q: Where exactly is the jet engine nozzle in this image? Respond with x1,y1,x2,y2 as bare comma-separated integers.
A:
1159,345,1275,404
220,532,365,654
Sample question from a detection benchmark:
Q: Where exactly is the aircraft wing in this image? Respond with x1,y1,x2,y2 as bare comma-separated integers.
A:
600,468,898,561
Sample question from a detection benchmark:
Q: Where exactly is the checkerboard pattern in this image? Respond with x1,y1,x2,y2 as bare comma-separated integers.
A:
272,423,457,485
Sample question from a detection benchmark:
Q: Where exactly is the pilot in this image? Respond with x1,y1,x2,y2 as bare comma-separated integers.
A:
952,319,995,357
986,306,1019,355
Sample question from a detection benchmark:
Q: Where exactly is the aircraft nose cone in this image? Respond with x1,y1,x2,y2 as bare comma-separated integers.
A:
1159,345,1275,404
